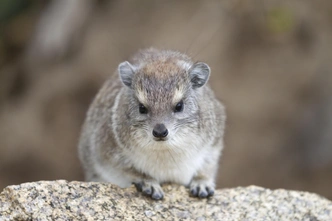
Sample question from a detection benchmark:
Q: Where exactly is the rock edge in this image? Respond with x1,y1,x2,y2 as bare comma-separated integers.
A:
0,180,331,220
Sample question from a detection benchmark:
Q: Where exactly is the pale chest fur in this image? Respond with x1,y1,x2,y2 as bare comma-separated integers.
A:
124,138,211,185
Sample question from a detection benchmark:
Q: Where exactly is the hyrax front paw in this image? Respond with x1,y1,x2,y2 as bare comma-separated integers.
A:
134,180,164,200
189,179,215,198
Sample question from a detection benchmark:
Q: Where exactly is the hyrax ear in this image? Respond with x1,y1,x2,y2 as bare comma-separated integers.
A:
118,61,136,87
189,62,211,88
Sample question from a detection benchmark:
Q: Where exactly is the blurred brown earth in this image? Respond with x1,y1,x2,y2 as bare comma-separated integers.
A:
1,0,332,199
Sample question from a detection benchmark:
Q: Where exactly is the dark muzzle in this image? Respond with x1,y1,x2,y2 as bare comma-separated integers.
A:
152,124,168,138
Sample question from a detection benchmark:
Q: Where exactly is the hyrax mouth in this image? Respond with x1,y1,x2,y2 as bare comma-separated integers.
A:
153,137,168,142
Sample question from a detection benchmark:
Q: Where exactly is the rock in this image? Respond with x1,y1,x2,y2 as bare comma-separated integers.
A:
0,180,331,220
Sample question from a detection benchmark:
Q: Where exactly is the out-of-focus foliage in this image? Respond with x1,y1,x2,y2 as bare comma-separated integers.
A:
267,7,294,34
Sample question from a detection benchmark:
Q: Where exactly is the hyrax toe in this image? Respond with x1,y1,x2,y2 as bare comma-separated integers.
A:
151,187,164,200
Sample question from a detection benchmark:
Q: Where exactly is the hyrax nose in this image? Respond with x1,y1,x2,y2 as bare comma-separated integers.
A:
152,124,168,138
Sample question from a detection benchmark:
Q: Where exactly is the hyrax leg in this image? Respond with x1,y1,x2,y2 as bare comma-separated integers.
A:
189,145,221,198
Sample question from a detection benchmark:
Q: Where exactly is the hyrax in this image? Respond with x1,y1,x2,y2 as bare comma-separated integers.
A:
78,48,226,200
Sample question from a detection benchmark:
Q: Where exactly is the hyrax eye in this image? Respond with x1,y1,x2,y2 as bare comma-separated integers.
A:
174,100,184,113
139,103,148,114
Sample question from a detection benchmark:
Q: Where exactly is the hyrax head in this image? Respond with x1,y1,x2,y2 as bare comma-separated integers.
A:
118,51,210,142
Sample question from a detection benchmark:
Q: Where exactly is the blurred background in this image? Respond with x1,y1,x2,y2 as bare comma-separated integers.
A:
1,0,332,199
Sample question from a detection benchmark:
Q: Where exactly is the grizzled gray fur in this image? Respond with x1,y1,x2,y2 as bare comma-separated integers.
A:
78,48,226,200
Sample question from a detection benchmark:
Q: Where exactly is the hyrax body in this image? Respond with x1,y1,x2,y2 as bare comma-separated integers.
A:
78,48,226,200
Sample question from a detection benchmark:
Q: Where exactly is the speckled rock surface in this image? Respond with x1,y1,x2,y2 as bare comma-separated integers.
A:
0,181,331,221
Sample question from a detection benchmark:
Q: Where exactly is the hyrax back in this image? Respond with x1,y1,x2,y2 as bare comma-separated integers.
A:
78,48,226,200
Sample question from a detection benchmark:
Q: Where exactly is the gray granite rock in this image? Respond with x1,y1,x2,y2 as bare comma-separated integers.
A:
0,180,331,221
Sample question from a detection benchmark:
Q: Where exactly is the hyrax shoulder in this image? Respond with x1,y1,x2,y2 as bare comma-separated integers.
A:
78,48,226,200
